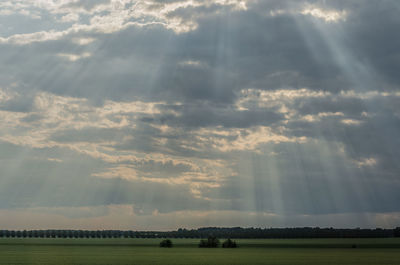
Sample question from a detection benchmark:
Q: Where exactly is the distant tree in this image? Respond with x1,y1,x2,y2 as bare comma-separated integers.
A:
159,239,173,248
114,231,122,238
222,239,237,248
394,227,400,237
199,235,219,248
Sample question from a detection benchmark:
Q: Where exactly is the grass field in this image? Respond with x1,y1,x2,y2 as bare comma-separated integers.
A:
0,238,399,265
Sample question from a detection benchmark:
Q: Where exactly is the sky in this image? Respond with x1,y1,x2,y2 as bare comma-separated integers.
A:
0,0,400,230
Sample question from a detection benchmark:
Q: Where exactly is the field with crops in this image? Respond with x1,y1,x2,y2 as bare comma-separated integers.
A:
0,238,399,265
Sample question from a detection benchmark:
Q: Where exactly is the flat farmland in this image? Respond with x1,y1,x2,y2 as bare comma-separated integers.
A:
0,238,399,265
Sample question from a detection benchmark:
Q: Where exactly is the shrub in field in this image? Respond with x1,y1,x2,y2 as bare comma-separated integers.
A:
199,235,220,248
222,239,237,248
159,239,173,248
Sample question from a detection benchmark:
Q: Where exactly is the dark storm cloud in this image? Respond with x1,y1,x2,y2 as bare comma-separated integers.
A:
283,93,400,181
0,94,34,112
293,96,366,116
0,3,333,103
339,1,400,87
147,103,284,128
2,0,399,103
200,141,400,215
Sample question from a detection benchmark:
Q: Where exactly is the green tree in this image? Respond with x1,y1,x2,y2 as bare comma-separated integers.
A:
199,235,219,248
222,239,237,248
159,239,173,248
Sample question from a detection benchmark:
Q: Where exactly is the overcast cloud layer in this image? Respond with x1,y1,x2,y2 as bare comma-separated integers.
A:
0,0,400,230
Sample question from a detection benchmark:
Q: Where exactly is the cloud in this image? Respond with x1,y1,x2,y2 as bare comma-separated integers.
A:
0,0,400,229
57,52,92,61
300,5,348,22
60,13,80,23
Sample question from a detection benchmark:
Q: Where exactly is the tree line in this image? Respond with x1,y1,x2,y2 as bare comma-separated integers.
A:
0,227,399,239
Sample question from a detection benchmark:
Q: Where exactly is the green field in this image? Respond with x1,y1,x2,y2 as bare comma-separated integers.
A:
0,238,399,265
